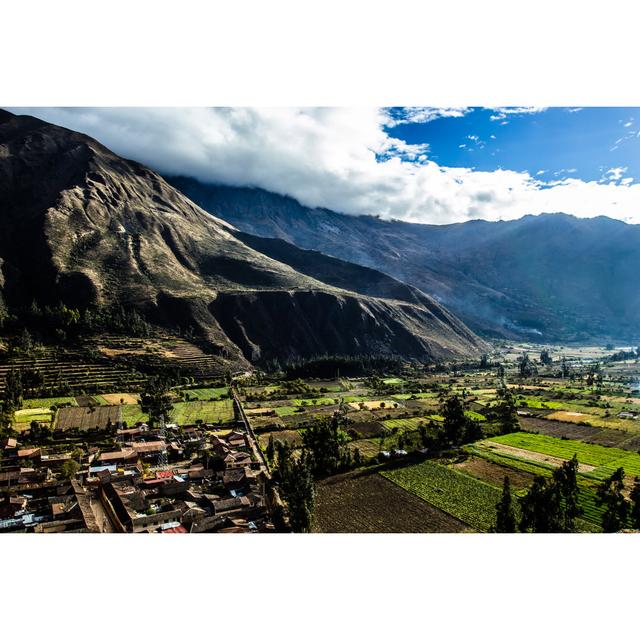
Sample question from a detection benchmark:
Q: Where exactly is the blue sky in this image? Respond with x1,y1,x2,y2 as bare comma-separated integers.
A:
386,107,640,185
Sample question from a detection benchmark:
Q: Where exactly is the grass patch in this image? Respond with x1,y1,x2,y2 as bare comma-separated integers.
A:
382,460,503,531
182,386,229,400
485,432,640,479
22,396,77,410
171,400,235,425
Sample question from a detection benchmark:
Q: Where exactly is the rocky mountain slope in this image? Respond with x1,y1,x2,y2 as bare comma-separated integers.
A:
0,110,485,366
169,178,640,343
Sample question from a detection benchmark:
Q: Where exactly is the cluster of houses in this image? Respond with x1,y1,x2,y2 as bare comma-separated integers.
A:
0,418,277,533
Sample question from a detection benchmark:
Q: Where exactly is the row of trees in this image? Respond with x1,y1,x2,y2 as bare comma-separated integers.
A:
495,457,640,533
268,413,361,532
0,370,24,432
3,302,153,349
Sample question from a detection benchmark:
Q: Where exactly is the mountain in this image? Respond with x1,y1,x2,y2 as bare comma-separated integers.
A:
169,178,640,343
0,110,485,367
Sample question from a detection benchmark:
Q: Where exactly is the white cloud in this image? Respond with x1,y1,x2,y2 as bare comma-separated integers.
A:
602,166,628,183
385,107,471,125
8,107,640,225
489,106,547,121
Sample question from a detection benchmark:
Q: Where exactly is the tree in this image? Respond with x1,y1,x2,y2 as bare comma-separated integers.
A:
60,459,80,480
495,386,519,435
266,434,275,465
596,467,629,532
441,394,469,446
495,476,516,533
275,443,315,532
552,454,582,532
539,349,552,366
519,353,536,378
630,477,640,529
301,414,350,477
0,369,23,430
519,476,558,532
519,456,583,532
139,376,174,426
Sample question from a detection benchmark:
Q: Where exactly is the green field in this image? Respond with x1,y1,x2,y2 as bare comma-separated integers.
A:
120,405,149,426
482,432,640,480
382,377,405,385
171,400,235,424
182,386,229,400
382,460,503,531
14,407,54,426
517,398,563,410
274,405,303,417
22,396,78,410
383,416,443,432
391,392,436,400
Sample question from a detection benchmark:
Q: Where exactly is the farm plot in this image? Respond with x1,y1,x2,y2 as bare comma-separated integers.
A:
517,398,563,410
182,386,229,400
274,405,306,417
120,404,148,426
519,416,630,448
482,433,640,480
22,396,78,410
292,397,339,407
383,416,442,433
391,392,436,400
56,405,121,431
347,400,400,411
13,408,54,429
545,410,634,432
382,460,504,531
313,469,469,533
171,400,235,425
258,430,302,449
98,393,140,405
346,421,388,438
454,457,535,490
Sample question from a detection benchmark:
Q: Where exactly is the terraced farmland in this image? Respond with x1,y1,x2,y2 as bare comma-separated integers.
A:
0,349,147,395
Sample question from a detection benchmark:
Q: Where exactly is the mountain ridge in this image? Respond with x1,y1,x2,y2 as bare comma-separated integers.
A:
0,110,486,367
168,177,640,343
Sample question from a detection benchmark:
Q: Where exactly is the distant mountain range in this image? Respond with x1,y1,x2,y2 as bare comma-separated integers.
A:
169,177,640,343
0,110,485,367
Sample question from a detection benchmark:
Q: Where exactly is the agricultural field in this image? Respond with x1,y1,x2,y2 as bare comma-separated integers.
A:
383,416,442,433
313,469,469,533
382,460,504,531
181,386,229,400
170,399,235,425
474,432,640,480
13,407,54,429
98,393,140,405
22,396,78,410
56,405,122,431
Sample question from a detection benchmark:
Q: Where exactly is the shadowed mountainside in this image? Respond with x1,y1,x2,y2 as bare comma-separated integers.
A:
0,110,486,366
169,177,640,343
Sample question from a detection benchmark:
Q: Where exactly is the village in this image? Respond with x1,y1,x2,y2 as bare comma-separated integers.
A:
0,385,278,533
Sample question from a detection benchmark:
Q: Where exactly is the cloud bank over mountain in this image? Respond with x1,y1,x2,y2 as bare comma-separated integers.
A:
9,107,640,224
